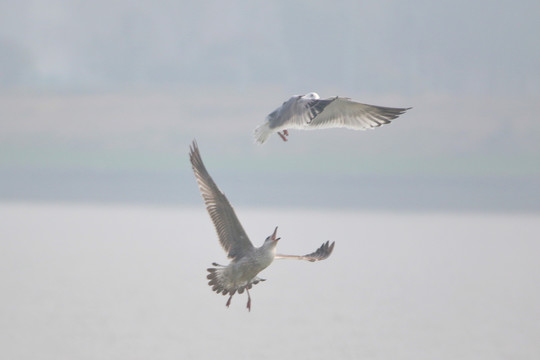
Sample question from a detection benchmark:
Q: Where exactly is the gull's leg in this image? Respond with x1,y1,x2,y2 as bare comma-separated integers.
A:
277,132,288,142
283,129,289,136
246,288,252,312
226,294,233,308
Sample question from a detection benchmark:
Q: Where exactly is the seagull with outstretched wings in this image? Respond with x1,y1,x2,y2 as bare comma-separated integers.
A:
189,140,335,311
254,92,411,144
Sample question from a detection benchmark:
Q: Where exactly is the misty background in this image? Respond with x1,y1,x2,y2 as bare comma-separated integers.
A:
1,0,539,210
2,2,540,360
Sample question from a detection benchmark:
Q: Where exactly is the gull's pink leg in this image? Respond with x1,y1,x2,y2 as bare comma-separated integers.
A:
226,295,233,308
283,129,289,136
277,132,288,142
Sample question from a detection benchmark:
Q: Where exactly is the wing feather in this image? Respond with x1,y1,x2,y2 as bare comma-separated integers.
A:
281,97,337,129
189,140,254,260
275,241,335,262
308,97,410,130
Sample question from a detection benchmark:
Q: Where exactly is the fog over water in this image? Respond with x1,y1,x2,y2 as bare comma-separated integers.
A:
1,90,539,211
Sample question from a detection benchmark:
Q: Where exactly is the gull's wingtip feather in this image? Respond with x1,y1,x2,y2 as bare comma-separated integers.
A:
189,138,199,154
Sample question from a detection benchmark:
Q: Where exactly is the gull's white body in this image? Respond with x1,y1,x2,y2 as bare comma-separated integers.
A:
189,141,335,310
254,92,411,144
210,242,276,293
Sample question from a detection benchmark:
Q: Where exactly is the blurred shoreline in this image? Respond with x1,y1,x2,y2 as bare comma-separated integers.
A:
2,168,538,213
2,90,539,213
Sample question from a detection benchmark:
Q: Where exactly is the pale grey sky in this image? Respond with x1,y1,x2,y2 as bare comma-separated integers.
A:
1,0,539,95
1,0,539,210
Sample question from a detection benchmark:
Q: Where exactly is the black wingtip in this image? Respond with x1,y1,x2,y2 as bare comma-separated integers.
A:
189,139,198,156
328,241,335,255
305,240,336,261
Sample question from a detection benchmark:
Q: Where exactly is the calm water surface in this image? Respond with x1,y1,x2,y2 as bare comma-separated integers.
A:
1,203,539,359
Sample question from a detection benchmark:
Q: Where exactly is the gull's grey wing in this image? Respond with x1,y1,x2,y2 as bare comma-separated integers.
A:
307,97,411,130
266,96,305,129
270,96,337,130
189,140,254,260
254,95,337,143
276,241,335,262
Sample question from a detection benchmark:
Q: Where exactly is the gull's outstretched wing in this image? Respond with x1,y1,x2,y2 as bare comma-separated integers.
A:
189,140,254,260
276,241,335,262
307,97,410,130
272,96,337,129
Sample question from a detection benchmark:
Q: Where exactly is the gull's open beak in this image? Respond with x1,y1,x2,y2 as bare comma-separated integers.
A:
271,226,280,242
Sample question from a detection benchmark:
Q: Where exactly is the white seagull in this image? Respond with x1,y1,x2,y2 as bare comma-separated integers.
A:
189,140,335,311
254,92,411,144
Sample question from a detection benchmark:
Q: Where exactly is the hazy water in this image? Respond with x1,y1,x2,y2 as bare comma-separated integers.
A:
1,203,539,359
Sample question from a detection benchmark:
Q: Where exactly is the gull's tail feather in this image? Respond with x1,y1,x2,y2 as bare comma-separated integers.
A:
207,267,229,295
253,122,272,144
206,267,266,296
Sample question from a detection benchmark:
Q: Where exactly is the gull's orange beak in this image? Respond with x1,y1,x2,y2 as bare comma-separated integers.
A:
271,226,280,242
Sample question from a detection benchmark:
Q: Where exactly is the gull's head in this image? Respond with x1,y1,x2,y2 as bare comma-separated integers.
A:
263,226,280,247
301,92,320,100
